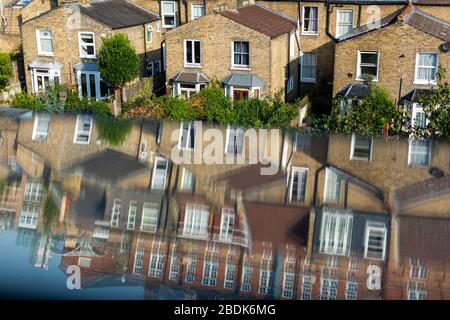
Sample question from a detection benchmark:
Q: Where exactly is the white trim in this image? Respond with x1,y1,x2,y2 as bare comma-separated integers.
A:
231,41,250,69
356,50,379,81
183,39,201,67
32,113,50,141
363,221,387,261
336,9,354,38
350,133,373,161
78,31,96,58
289,167,308,202
219,208,235,242
414,52,438,85
36,29,54,56
300,52,317,83
151,156,169,190
161,1,177,28
178,121,195,150
301,6,319,35
408,139,431,167
191,3,205,20
146,25,153,43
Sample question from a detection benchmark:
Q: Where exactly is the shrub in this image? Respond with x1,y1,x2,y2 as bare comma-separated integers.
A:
154,95,197,120
0,52,13,90
96,114,132,146
11,92,43,110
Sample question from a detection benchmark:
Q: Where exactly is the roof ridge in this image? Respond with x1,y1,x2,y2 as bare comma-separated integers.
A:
253,3,298,24
409,7,450,27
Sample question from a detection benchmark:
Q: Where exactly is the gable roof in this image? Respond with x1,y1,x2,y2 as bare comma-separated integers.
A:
219,5,296,38
338,5,450,42
72,0,160,30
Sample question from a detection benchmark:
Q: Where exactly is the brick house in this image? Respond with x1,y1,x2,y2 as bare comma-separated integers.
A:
165,4,299,101
333,3,450,108
21,0,163,97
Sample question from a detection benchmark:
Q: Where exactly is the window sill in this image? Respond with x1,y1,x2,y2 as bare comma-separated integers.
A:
350,157,371,162
300,78,316,83
413,80,436,85
356,77,378,82
301,32,319,36
162,25,176,29
230,66,251,71
183,64,202,69
38,53,55,57
80,55,97,59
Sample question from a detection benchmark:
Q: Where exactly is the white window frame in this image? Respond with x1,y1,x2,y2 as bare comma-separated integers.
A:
36,29,54,56
178,121,195,150
78,32,96,58
111,198,121,227
224,264,236,289
300,52,317,83
323,168,342,204
141,202,159,232
414,52,438,85
289,167,308,203
336,9,354,38
184,39,201,67
408,139,431,167
345,280,358,300
350,134,373,161
225,125,245,155
132,239,145,274
356,50,379,81
161,1,177,28
180,167,195,192
78,257,92,268
183,204,210,238
319,209,353,256
73,115,93,144
407,281,427,300
151,156,169,190
411,103,429,129
32,113,51,141
219,208,235,242
147,61,154,76
146,25,153,43
191,4,205,21
301,273,312,300
127,201,137,230
231,41,250,69
148,241,165,278
301,6,318,35
364,221,387,261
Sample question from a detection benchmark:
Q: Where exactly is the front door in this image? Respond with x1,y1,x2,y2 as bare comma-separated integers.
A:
34,69,50,93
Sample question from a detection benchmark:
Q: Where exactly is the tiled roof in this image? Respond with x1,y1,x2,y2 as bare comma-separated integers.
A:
244,202,309,247
171,71,210,84
73,0,160,30
219,5,296,38
399,215,450,261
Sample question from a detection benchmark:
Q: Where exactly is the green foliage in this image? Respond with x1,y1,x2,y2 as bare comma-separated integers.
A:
0,52,13,90
11,92,43,110
122,77,153,113
96,114,132,146
0,179,6,195
313,84,400,136
154,95,196,120
38,84,65,112
196,80,232,124
43,195,59,231
98,33,140,87
417,66,450,140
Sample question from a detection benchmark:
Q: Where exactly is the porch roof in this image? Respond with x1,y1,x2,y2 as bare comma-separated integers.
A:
171,71,210,84
400,87,431,103
222,73,265,89
29,58,63,70
336,83,370,99
73,62,99,72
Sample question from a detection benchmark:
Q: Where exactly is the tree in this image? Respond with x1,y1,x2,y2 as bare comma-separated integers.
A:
98,33,140,111
0,52,13,90
417,66,450,140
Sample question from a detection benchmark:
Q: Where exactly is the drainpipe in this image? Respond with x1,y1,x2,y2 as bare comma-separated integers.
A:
357,4,362,28
297,0,302,96
0,0,7,30
325,0,336,41
143,24,148,77
286,31,291,102
183,0,188,23
177,0,182,26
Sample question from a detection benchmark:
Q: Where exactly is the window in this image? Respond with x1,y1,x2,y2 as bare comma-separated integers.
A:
345,280,358,300
154,61,161,73
282,254,296,299
301,273,312,300
289,32,296,60
141,202,159,232
127,201,137,230
184,40,201,66
364,222,387,260
168,245,180,281
290,167,308,202
146,25,153,43
224,264,236,289
183,204,210,238
32,114,50,141
408,281,427,300
79,32,95,58
233,88,249,101
350,134,372,161
357,51,379,81
111,199,121,227
415,53,438,84
324,168,342,204
178,121,195,150
225,125,244,155
287,76,294,93
78,257,91,268
336,10,353,37
219,208,235,242
302,7,318,34
148,241,165,278
408,139,431,166
202,243,219,286
410,259,428,280
241,266,253,292
232,41,249,68
320,276,338,300
258,249,272,295
24,181,42,202
36,29,53,55
185,247,197,283
181,168,196,192
348,257,359,271
319,208,353,256
73,115,93,144
18,203,39,229
191,4,205,20
147,61,154,76
151,157,169,190
294,132,312,153
93,222,110,240
300,52,317,83
78,71,102,99
161,1,176,28
411,103,428,129
133,239,145,274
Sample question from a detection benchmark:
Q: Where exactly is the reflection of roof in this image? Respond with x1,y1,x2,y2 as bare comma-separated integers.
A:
215,164,285,191
392,175,450,209
336,83,370,99
400,88,431,103
222,73,265,88
219,5,296,39
67,150,149,184
29,58,63,69
244,202,309,247
399,215,450,261
171,71,210,84
73,0,160,29
0,107,32,119
70,184,106,230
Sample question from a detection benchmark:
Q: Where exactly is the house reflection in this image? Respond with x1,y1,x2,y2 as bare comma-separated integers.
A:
0,109,449,300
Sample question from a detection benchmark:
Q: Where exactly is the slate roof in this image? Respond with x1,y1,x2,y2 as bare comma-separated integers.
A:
73,0,160,30
335,83,371,99
219,5,296,38
171,71,210,84
222,73,266,88
400,88,432,102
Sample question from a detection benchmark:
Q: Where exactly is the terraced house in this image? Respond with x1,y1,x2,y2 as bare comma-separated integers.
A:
165,4,299,101
21,0,163,97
